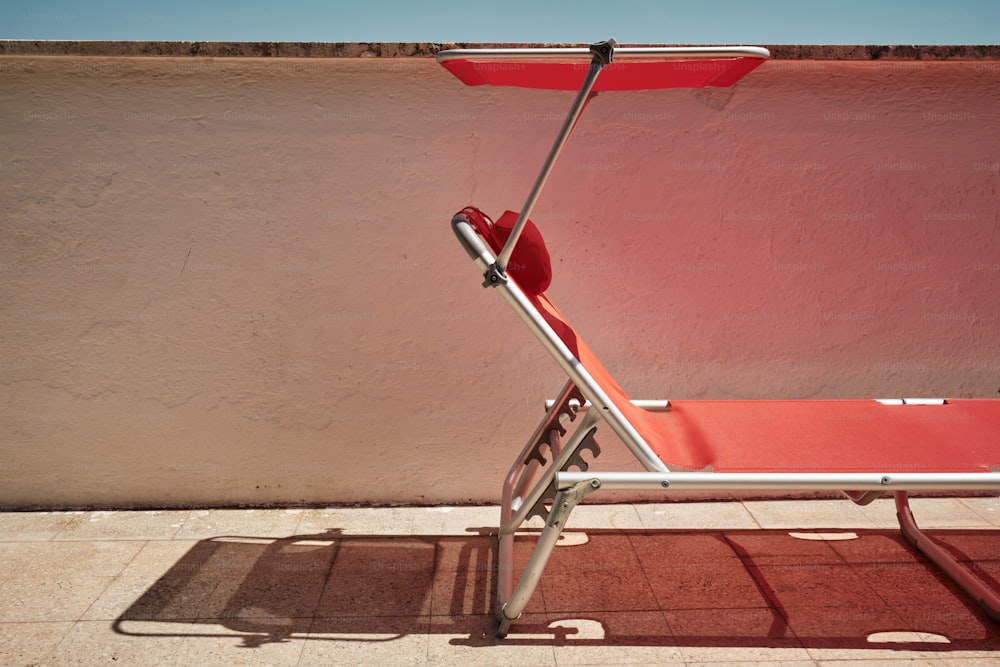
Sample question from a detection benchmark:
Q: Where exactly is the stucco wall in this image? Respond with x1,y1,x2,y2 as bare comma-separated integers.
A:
1,46,998,508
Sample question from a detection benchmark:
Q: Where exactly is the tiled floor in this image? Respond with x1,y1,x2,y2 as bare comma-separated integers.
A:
1,497,998,666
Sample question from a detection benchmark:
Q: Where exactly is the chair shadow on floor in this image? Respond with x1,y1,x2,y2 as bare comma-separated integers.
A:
112,525,1000,651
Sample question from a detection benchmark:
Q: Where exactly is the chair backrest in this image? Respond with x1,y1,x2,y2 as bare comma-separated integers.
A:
453,208,677,472
453,209,1000,474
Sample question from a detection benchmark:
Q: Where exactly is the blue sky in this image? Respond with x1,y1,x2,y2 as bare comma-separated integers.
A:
2,0,998,44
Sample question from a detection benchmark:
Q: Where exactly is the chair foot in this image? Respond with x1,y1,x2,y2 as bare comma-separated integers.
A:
494,475,601,637
496,615,513,638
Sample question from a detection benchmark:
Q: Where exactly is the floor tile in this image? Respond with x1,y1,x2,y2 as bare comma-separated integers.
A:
848,561,972,610
743,498,885,530
174,619,311,665
432,534,495,573
44,619,187,665
551,612,686,664
541,567,660,614
891,604,1000,646
751,562,887,615
429,537,496,618
295,506,416,537
84,541,203,618
809,648,992,663
634,501,760,529
942,658,1000,666
928,532,1000,564
567,503,644,530
120,539,203,573
813,659,949,666
313,538,436,619
53,510,191,541
544,532,639,574
538,532,659,614
550,609,679,644
671,625,811,664
0,540,142,577
0,576,117,623
0,511,86,541
115,536,321,625
644,560,770,611
85,571,193,622
424,613,557,665
430,570,496,619
906,497,996,529
0,620,74,665
409,505,499,535
0,541,142,623
630,530,742,564
173,508,305,540
960,496,1000,527
726,531,845,566
823,531,919,564
302,615,432,665
197,538,337,622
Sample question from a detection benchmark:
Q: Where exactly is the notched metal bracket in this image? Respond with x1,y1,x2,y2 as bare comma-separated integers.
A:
523,386,587,467
526,426,602,523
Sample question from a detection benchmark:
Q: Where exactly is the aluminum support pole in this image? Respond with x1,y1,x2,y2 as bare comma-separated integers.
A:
492,39,616,278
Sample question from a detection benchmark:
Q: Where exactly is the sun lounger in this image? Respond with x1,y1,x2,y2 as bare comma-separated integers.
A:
437,40,1000,637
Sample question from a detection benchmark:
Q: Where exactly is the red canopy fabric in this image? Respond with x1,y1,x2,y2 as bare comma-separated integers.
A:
441,57,767,91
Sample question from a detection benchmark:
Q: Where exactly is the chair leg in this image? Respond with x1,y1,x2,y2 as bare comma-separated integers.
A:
496,417,600,624
895,491,1000,623
496,476,602,638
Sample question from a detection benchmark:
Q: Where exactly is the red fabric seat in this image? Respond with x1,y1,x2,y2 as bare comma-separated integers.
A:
531,293,1000,473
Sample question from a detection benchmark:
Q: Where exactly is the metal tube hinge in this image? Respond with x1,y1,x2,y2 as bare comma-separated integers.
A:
482,263,508,288
590,38,617,66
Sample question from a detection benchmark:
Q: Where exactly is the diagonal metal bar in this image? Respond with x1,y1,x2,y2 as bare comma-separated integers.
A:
494,39,616,275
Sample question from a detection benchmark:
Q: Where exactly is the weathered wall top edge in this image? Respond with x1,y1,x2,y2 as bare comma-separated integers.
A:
0,41,998,60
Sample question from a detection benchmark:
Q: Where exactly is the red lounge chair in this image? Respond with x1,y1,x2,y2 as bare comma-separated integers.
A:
437,40,1000,637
